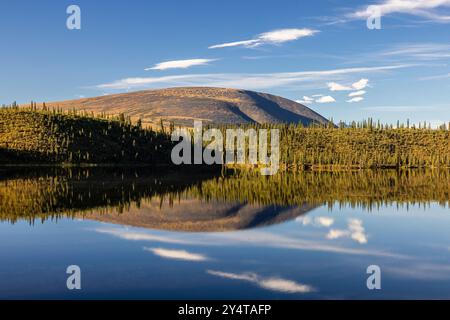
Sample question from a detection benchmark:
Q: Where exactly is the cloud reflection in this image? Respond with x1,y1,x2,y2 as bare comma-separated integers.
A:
207,270,315,294
297,216,335,227
326,218,368,244
144,247,209,261
93,226,404,258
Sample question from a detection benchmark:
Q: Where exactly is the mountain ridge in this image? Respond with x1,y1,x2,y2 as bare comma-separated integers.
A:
42,87,329,127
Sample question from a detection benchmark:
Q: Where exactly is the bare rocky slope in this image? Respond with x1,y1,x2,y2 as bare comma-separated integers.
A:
44,87,329,127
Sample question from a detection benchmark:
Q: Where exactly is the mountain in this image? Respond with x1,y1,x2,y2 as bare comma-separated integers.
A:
44,87,329,127
83,201,316,232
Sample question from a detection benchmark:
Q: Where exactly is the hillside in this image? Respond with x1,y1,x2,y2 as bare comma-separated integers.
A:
0,108,173,164
43,87,329,127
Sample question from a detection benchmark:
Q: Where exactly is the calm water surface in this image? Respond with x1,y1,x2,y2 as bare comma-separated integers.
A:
0,168,449,299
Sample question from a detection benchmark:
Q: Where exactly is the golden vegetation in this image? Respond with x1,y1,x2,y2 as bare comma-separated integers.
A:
1,106,449,170
0,105,173,164
212,121,450,169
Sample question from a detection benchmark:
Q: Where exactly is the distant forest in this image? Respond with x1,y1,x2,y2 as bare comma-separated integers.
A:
0,105,449,169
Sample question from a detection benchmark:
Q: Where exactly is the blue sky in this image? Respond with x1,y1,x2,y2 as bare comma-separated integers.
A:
1,0,450,125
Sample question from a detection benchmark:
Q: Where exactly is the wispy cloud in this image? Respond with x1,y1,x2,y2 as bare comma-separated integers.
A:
349,90,366,97
209,28,319,49
420,73,450,80
381,43,450,60
144,247,209,261
351,0,450,22
94,228,192,244
384,263,450,280
145,58,217,71
207,270,316,294
296,96,315,104
362,105,442,112
347,97,365,103
97,65,408,91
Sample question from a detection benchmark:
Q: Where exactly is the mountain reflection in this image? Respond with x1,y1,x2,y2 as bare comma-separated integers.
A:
0,167,449,231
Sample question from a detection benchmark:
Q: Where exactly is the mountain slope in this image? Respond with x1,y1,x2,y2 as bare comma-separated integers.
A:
44,87,329,127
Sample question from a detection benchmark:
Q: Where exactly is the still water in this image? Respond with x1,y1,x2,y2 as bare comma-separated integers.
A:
0,168,449,299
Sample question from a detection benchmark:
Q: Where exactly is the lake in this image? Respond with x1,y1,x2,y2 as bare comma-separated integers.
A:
0,167,449,299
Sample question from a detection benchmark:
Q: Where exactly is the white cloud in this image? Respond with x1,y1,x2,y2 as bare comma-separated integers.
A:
316,95,336,103
209,28,319,49
207,270,315,293
347,97,364,103
328,78,369,92
348,90,366,97
352,78,369,90
144,247,209,261
352,0,450,22
96,65,409,91
296,96,315,104
259,29,318,44
327,82,352,91
145,59,217,71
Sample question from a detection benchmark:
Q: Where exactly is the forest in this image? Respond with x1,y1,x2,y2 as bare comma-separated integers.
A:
0,105,449,170
0,105,173,165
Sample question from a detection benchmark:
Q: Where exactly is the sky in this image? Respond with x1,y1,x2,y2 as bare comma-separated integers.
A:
1,0,450,125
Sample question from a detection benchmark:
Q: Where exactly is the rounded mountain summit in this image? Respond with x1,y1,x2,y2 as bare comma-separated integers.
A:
47,87,329,127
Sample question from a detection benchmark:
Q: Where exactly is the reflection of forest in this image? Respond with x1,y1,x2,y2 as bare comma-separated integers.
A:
0,167,449,231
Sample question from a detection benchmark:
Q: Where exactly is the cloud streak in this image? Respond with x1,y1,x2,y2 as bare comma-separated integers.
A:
145,59,217,71
349,90,366,97
209,28,319,49
347,97,364,103
97,65,408,91
352,0,450,22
